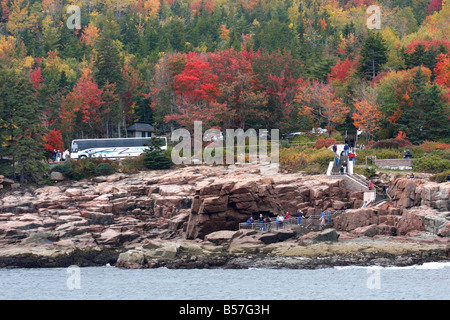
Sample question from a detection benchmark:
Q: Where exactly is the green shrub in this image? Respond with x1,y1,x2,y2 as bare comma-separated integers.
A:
430,171,450,183
364,167,376,178
356,148,402,164
429,149,450,160
95,162,115,176
121,155,146,173
369,138,413,149
279,146,333,173
51,161,73,178
413,154,450,173
72,158,97,179
408,146,425,159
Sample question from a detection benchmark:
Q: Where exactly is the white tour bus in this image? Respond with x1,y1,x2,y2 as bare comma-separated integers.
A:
70,137,167,159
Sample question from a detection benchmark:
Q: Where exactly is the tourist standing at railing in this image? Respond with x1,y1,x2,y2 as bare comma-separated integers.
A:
276,215,281,229
320,211,325,229
297,209,303,225
246,216,254,227
259,214,264,231
285,212,289,227
264,217,271,232
327,209,332,224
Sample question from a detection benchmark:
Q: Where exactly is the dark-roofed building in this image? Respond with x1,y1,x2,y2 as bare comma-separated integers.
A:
127,123,154,138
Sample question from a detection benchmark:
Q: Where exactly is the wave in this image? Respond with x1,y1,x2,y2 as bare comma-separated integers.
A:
334,261,450,271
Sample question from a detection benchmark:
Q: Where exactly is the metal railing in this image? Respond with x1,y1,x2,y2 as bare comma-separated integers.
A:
238,211,342,233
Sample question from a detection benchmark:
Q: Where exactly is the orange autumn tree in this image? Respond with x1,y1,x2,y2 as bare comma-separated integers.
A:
81,25,100,47
352,98,383,144
295,80,349,136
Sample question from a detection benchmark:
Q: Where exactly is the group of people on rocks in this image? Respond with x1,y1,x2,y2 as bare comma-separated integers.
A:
245,208,335,231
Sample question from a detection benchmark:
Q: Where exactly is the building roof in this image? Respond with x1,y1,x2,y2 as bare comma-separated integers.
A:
127,123,154,132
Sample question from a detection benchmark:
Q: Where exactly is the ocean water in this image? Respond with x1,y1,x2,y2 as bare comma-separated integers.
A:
0,262,449,300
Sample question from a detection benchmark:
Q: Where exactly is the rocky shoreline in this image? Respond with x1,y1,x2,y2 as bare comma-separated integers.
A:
0,233,448,269
0,165,449,269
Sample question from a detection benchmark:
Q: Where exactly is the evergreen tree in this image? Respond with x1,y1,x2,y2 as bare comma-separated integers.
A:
0,67,47,183
358,31,388,80
422,83,450,142
397,67,450,144
143,137,171,170
94,11,124,91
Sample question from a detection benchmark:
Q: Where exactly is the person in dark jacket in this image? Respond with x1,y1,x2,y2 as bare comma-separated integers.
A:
259,214,264,231
297,209,303,225
344,142,349,156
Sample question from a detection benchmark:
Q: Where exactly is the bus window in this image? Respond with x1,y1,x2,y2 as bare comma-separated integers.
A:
140,138,151,146
109,139,122,148
77,141,89,151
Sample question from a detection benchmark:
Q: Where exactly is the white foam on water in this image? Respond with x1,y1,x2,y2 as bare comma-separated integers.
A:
334,261,450,271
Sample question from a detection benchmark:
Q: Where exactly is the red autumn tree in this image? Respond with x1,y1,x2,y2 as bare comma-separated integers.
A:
166,52,226,131
190,0,215,14
328,57,355,83
208,48,267,129
434,53,450,87
29,67,43,91
1,0,9,22
266,72,301,126
428,0,443,14
434,53,450,104
60,72,104,138
43,129,64,152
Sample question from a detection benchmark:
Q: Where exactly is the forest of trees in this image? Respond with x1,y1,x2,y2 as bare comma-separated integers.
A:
0,0,449,181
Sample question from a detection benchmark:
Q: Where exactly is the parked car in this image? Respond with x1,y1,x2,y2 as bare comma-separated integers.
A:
311,128,328,134
282,132,304,139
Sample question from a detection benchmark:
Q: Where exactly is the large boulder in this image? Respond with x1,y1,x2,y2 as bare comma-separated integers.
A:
50,171,64,181
205,230,239,244
333,208,380,231
310,228,340,242
388,178,449,212
116,249,145,269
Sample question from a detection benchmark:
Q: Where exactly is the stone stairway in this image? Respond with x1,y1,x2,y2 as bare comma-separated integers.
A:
331,155,349,174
